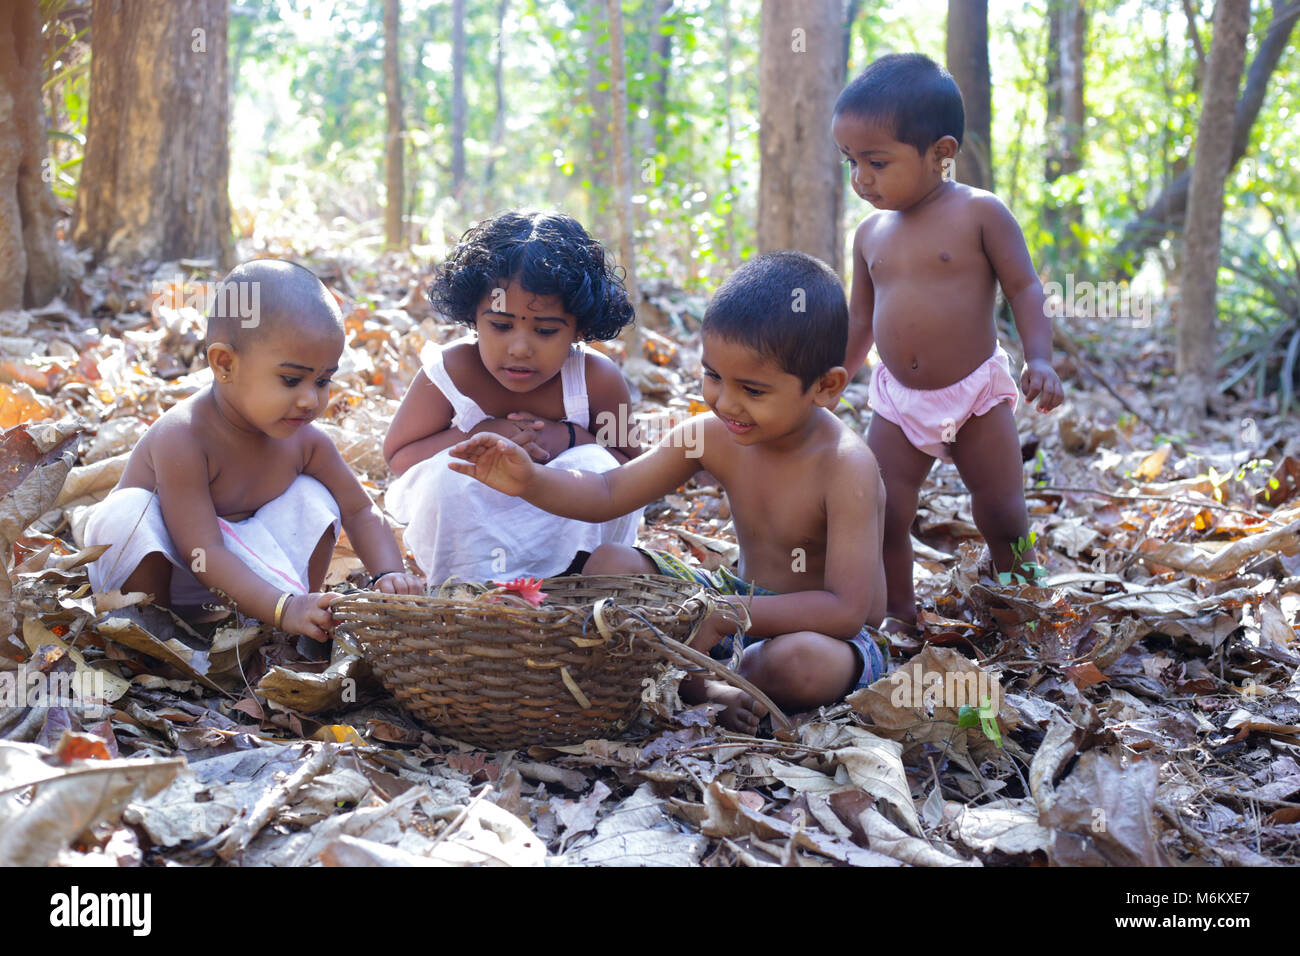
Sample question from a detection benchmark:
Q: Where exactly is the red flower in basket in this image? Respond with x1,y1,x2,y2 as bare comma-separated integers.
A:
485,577,548,608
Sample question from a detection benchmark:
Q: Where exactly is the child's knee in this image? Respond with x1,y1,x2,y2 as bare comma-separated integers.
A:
743,632,854,705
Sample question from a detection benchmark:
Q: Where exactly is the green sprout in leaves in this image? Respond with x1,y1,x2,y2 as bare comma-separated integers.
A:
997,531,1047,586
956,695,1003,748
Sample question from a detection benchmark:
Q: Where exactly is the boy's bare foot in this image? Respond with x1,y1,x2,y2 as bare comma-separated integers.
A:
880,616,922,653
703,680,767,735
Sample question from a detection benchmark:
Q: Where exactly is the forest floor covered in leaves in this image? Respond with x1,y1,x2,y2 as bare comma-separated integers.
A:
2,247,1299,867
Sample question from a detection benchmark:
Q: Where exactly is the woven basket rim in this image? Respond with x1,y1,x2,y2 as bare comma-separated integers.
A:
332,573,713,622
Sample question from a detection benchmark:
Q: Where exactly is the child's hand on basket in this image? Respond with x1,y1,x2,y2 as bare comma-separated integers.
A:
448,433,536,496
372,571,424,595
282,591,340,642
693,597,750,657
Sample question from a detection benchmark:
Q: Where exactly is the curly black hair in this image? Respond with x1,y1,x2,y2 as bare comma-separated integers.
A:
428,211,636,342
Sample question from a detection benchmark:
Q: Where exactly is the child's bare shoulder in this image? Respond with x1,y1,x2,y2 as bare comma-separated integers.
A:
852,209,889,246
822,416,881,485
581,345,622,377
439,338,480,377
582,347,631,397
771,413,879,498
118,393,212,489
141,393,213,457
950,184,1014,223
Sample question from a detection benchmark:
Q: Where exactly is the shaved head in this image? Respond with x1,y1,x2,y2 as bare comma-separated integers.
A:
205,259,343,352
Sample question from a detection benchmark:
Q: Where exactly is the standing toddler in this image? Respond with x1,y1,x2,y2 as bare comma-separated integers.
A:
833,53,1065,631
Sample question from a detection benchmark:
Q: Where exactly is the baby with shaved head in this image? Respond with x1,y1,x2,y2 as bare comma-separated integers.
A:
205,259,341,352
85,259,422,640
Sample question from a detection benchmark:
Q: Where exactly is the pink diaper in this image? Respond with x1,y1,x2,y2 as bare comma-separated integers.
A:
868,348,1019,462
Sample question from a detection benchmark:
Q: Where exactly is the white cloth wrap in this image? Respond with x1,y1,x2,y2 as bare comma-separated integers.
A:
82,474,341,606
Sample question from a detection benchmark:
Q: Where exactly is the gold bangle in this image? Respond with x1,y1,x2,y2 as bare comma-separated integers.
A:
274,592,291,630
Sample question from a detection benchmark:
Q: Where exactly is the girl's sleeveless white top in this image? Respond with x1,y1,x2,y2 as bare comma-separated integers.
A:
420,337,593,433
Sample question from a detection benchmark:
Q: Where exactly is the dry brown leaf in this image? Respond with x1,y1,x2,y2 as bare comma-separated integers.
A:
22,617,130,703
1038,750,1168,866
0,383,53,429
858,806,978,867
96,616,226,692
57,453,128,508
0,443,71,555
1223,708,1300,738
947,799,1053,857
1132,444,1171,482
256,644,371,714
1259,600,1297,650
845,645,1018,765
565,783,706,866
833,727,923,836
0,743,183,866
1065,661,1109,689
1138,520,1300,579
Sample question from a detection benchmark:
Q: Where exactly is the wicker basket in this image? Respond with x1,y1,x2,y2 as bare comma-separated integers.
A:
332,574,717,749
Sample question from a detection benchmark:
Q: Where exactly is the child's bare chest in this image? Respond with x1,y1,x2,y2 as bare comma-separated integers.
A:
864,214,989,288
204,437,304,521
454,360,570,421
715,457,828,578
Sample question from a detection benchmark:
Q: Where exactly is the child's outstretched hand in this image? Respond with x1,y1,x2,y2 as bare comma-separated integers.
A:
1021,358,1064,413
448,433,536,496
373,572,424,595
283,591,339,642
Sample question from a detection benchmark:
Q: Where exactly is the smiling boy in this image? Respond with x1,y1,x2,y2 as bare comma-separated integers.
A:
85,259,422,639
448,251,888,731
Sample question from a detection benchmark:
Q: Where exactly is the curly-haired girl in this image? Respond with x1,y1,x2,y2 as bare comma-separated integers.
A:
383,211,643,582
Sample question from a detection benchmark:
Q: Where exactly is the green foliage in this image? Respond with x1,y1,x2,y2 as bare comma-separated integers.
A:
956,696,1003,748
998,532,1046,587
36,0,1299,351
1216,205,1300,409
39,0,90,203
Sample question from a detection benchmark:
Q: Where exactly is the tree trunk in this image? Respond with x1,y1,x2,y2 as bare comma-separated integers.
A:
0,0,60,308
586,0,611,241
606,0,642,362
722,0,736,268
1044,0,1085,266
757,0,845,272
450,0,466,199
945,0,992,191
485,0,509,187
384,0,404,249
1111,0,1298,279
843,0,863,73
1177,0,1251,420
73,0,230,269
642,0,671,158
